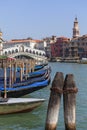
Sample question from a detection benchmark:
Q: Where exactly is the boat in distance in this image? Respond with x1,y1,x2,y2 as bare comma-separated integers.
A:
0,97,45,115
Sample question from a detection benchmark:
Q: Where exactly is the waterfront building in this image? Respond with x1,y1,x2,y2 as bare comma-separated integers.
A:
3,38,47,52
67,17,80,59
50,36,70,59
69,17,87,59
34,40,46,51
3,38,41,49
42,38,51,59
70,35,87,59
46,17,87,60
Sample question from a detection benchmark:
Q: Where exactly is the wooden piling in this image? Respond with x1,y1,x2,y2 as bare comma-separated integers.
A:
25,63,28,74
20,66,23,82
9,61,12,87
63,74,78,130
14,63,17,82
29,60,31,72
27,63,30,73
22,62,24,74
4,66,7,98
11,64,14,85
45,72,64,130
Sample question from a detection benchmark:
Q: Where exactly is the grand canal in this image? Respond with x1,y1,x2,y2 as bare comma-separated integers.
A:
0,62,87,130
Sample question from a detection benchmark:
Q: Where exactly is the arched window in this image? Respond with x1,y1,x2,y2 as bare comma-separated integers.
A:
29,50,32,53
39,52,41,55
12,50,14,53
19,45,24,52
36,51,38,55
5,51,7,55
33,51,35,54
8,51,11,54
15,49,18,52
26,49,28,52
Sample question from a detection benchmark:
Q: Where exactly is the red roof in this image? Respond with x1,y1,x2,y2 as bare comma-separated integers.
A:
6,39,42,44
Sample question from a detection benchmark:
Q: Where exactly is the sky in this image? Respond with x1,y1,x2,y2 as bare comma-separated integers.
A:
0,0,87,41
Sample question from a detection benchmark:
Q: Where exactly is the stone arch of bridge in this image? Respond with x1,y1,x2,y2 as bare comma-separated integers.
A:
6,51,46,61
4,48,45,57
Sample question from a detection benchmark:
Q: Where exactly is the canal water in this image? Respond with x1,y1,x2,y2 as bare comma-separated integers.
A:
0,62,87,130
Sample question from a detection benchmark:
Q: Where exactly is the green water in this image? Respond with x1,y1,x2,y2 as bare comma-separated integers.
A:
0,62,87,130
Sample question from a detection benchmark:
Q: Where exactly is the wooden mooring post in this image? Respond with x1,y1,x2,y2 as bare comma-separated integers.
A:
63,74,78,130
13,63,17,83
45,72,64,130
4,66,7,98
9,61,12,87
20,66,23,82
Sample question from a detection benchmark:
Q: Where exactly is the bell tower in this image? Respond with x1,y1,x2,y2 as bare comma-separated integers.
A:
72,17,80,38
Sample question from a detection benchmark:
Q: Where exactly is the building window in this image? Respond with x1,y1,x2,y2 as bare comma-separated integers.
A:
15,49,18,52
12,50,14,53
33,51,35,54
77,43,79,46
72,42,74,46
39,52,41,55
8,51,11,54
5,51,7,55
26,49,28,52
78,48,84,52
29,50,32,53
36,51,38,55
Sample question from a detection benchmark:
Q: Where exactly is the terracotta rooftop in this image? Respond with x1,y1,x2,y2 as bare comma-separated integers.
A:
6,39,42,44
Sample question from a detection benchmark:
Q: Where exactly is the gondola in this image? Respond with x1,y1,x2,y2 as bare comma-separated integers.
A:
0,71,51,98
34,63,48,71
0,97,45,115
28,67,50,78
17,62,48,72
0,67,49,83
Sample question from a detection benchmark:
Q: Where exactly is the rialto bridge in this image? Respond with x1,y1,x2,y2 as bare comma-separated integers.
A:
2,44,47,61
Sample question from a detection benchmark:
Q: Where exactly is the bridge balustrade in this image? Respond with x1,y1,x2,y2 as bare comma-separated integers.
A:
2,45,47,61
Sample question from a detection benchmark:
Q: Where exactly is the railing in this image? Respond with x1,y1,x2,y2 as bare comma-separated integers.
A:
6,52,47,61
2,45,47,61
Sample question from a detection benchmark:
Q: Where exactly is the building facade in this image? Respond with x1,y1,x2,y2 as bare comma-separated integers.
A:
3,39,41,49
70,35,87,59
69,17,87,59
50,36,70,59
